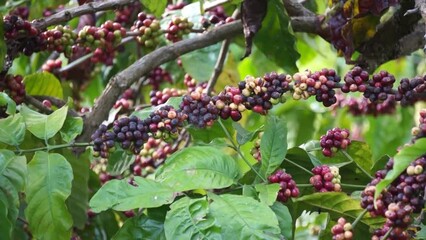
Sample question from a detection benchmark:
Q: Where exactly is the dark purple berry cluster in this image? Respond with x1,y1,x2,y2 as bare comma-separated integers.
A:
165,16,194,42
0,74,25,104
146,105,187,141
396,76,426,106
131,13,161,48
9,6,29,20
268,169,300,203
320,128,351,157
147,67,173,90
363,70,396,103
341,66,369,93
310,165,342,192
212,86,245,121
201,6,234,28
180,92,219,128
306,68,341,107
331,218,353,240
3,15,46,56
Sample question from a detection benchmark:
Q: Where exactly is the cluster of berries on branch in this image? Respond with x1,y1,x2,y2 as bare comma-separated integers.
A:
165,16,194,42
131,12,161,48
0,74,25,104
331,218,353,240
41,25,77,57
147,67,173,90
201,6,234,28
114,88,137,110
114,2,142,26
268,169,300,203
150,88,185,106
250,132,263,161
310,165,342,192
320,128,351,157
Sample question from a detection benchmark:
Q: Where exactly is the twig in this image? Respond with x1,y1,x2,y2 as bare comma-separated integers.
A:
33,96,67,108
351,209,368,228
206,38,231,95
15,142,92,154
25,95,79,117
32,0,137,30
75,21,243,145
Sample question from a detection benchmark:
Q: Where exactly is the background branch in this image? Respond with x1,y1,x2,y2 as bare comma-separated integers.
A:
76,21,243,144
32,0,136,30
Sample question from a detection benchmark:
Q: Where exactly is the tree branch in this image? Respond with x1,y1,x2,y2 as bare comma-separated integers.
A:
206,39,231,95
76,21,243,143
282,0,316,17
32,0,137,30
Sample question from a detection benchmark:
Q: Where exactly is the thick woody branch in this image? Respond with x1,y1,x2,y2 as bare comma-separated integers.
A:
32,0,136,30
282,0,315,17
76,21,243,143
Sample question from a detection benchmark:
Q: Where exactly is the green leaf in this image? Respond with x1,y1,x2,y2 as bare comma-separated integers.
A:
25,151,73,240
209,193,281,240
294,211,329,240
233,122,261,145
23,72,63,98
188,118,234,143
375,139,426,201
141,0,167,17
271,202,293,240
21,104,68,140
0,92,16,115
254,0,299,73
416,223,426,239
0,15,5,69
60,116,83,143
255,183,280,206
89,177,176,213
295,192,385,231
132,97,182,120
106,150,135,176
0,114,26,146
63,150,90,230
259,115,287,179
155,146,240,191
180,44,220,82
0,150,26,238
164,197,221,240
113,214,166,240
0,200,12,240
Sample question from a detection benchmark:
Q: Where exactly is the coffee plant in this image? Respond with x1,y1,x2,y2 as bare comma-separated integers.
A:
0,0,425,239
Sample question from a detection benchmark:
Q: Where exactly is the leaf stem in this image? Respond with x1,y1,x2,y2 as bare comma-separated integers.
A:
341,150,373,179
14,142,93,154
351,209,368,228
382,227,393,240
340,183,366,189
284,158,313,176
218,119,267,182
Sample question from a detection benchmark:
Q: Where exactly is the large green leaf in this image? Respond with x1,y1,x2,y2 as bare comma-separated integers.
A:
0,150,26,239
21,104,68,140
63,150,90,230
375,139,426,201
271,202,293,240
233,122,261,145
164,197,221,240
89,177,176,213
23,72,63,99
60,116,83,143
113,214,166,240
259,115,287,179
0,92,16,115
208,193,281,240
0,114,26,146
255,183,280,206
188,119,234,144
295,192,385,233
155,146,240,191
106,150,135,176
0,200,12,240
142,0,167,17
25,151,73,240
254,0,299,73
